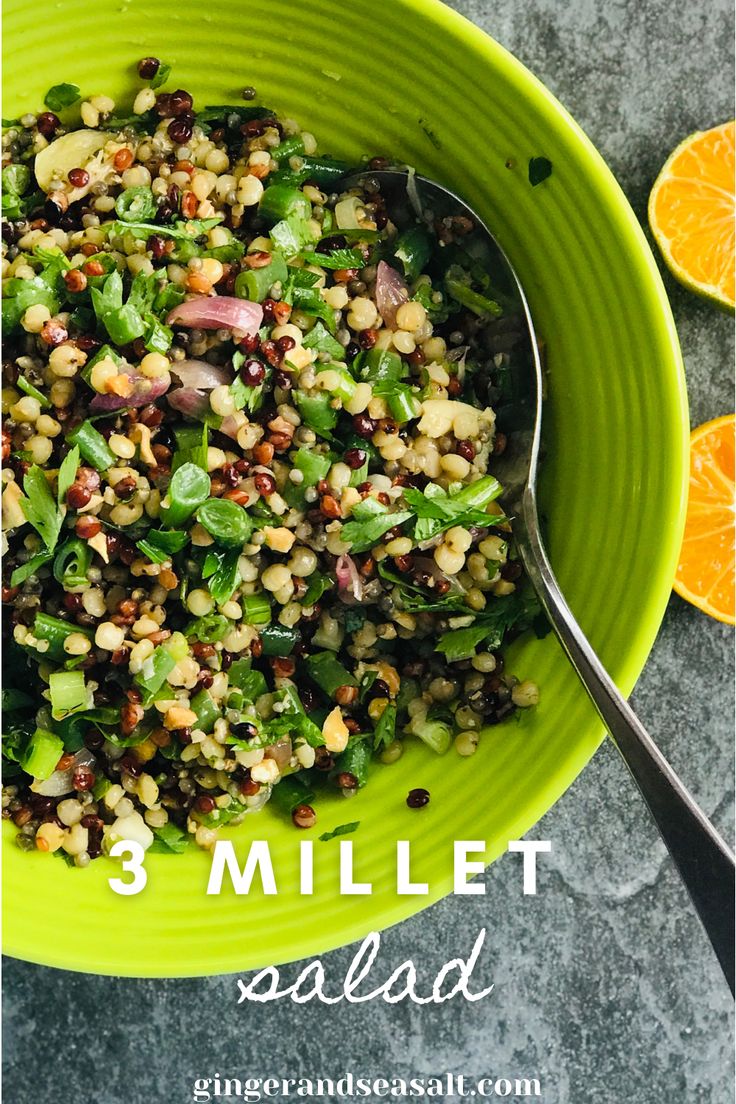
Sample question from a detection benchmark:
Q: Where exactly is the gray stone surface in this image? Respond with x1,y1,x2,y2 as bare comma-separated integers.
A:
3,2,734,1101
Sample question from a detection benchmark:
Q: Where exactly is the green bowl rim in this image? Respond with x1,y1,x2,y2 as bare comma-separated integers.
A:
1,0,688,975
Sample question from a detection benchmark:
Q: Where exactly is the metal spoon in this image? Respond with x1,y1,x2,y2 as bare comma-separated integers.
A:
345,169,735,991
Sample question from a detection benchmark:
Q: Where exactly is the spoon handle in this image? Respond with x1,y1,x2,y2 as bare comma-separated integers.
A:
519,488,735,992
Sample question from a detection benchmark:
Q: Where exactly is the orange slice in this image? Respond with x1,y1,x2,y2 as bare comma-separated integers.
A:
674,414,735,624
648,121,735,310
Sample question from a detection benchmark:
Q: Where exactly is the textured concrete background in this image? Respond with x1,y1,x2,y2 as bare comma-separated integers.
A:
3,1,734,1101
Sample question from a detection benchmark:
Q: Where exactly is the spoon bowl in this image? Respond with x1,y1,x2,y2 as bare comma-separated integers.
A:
347,168,736,991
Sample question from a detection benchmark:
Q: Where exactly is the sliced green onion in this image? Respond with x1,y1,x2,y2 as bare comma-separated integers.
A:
115,186,157,222
32,612,91,662
258,184,312,224
135,632,188,702
17,376,51,409
273,135,306,163
259,624,299,656
407,715,452,754
160,463,211,528
305,651,357,698
445,278,502,318
273,155,350,189
20,728,63,780
227,659,268,700
226,688,245,711
184,613,230,642
92,775,112,801
196,498,252,548
66,420,116,472
451,475,502,511
293,447,332,486
234,252,287,303
53,538,92,588
316,366,356,404
172,423,209,473
355,347,407,383
190,689,219,734
49,670,89,718
385,387,421,425
242,594,272,627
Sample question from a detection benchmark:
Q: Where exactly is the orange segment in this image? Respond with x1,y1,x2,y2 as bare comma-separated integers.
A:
649,121,735,310
674,414,735,624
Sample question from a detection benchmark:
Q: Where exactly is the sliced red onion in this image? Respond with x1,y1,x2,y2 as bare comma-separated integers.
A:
167,386,210,420
171,359,231,390
336,553,363,600
30,748,96,797
219,415,241,440
166,295,263,334
264,737,292,769
89,368,170,412
375,260,409,329
167,387,240,440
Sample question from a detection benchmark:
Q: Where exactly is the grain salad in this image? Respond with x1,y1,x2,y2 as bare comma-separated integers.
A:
1,61,540,865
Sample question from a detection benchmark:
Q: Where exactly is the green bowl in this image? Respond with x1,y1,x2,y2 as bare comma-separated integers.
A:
2,0,687,976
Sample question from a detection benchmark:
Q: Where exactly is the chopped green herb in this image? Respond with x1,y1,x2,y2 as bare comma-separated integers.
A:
394,225,432,282
44,83,80,112
149,822,190,853
372,702,396,751
196,498,252,548
201,546,242,606
403,477,503,542
271,775,316,816
303,572,331,607
56,445,80,505
434,593,535,661
341,510,412,554
336,739,372,786
150,62,172,90
528,157,553,186
302,320,345,360
269,217,317,255
301,247,365,270
294,390,338,437
19,465,63,552
319,822,360,842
